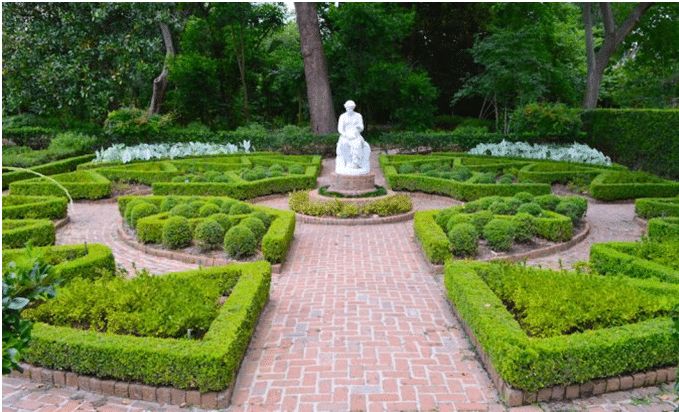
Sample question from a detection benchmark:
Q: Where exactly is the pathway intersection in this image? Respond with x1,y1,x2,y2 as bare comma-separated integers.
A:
3,152,676,412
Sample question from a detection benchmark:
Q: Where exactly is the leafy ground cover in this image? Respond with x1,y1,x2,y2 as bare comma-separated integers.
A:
289,190,413,218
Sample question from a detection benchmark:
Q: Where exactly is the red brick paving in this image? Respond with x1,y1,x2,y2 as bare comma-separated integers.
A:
3,151,676,412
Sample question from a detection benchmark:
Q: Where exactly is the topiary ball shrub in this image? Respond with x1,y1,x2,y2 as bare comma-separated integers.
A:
199,203,221,218
498,174,515,184
448,223,479,258
435,207,461,228
209,213,233,232
269,164,285,173
534,194,561,211
556,196,588,223
242,165,267,181
513,213,536,243
471,210,494,233
488,200,512,216
514,191,535,203
288,164,305,175
204,170,222,182
130,203,159,230
229,202,252,215
483,219,516,251
124,198,151,226
160,195,181,212
516,202,543,217
451,166,473,182
445,213,473,232
223,225,257,259
240,216,266,242
162,216,192,249
252,211,272,228
464,196,501,213
220,200,237,214
170,203,198,219
419,163,437,173
476,172,497,184
194,218,225,251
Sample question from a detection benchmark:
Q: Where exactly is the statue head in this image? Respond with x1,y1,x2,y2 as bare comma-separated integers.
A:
344,100,356,111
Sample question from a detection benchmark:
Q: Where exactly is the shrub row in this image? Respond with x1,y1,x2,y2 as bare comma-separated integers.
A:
1,195,68,220
2,243,115,285
590,241,679,284
8,170,112,200
23,261,271,392
288,190,412,218
589,172,679,201
2,219,55,249
2,154,96,190
516,162,615,185
444,260,679,392
647,217,679,241
635,197,679,219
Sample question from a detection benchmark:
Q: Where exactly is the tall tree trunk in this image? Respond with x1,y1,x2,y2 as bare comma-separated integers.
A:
582,2,654,109
149,23,174,114
295,2,336,135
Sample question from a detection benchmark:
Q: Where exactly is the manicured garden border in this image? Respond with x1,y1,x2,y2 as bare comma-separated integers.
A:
589,172,679,201
444,260,679,406
635,197,679,219
2,219,55,248
590,241,679,284
2,154,96,190
8,170,112,200
647,217,679,241
2,195,68,220
21,260,271,397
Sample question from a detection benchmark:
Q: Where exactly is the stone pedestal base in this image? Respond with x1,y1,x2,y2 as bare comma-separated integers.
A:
327,172,376,196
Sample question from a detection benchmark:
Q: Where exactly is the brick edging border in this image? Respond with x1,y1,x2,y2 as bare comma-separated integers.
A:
116,226,283,274
8,364,233,409
445,298,677,406
421,219,591,274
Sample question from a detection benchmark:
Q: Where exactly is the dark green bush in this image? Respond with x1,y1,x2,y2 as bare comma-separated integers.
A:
510,102,583,139
160,195,182,212
223,226,256,259
103,107,173,145
2,219,55,249
124,198,151,227
488,200,512,216
483,219,516,251
130,203,159,230
170,203,200,219
240,217,266,243
534,194,561,211
194,219,226,251
414,210,450,264
448,223,479,258
512,213,536,243
399,162,416,174
556,196,588,224
435,207,463,228
635,197,679,219
445,213,473,232
252,211,272,228
1,195,68,220
470,210,494,233
229,202,253,215
199,203,221,218
208,213,233,233
647,217,679,241
162,216,192,250
451,167,473,182
516,202,543,217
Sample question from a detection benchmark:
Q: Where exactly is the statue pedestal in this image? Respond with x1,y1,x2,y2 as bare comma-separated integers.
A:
327,172,376,196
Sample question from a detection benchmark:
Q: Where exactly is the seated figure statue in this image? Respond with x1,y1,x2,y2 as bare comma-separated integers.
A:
336,100,370,175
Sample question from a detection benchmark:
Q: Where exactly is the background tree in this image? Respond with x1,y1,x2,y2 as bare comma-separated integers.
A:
294,2,336,135
583,2,654,109
454,3,585,132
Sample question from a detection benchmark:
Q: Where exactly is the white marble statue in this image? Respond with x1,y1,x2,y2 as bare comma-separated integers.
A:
336,100,370,175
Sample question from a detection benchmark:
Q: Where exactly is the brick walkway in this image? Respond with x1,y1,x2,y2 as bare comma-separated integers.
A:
3,152,677,412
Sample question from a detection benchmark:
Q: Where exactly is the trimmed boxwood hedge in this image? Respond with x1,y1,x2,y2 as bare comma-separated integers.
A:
2,195,68,220
2,219,55,248
590,241,679,284
589,172,679,201
90,160,180,185
635,197,679,219
22,261,271,392
8,170,112,200
444,260,679,392
2,154,96,190
2,243,115,285
647,217,679,241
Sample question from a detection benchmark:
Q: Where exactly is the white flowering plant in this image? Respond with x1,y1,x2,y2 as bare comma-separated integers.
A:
468,140,612,166
93,141,252,164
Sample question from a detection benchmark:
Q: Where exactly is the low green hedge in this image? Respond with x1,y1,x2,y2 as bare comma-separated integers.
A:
589,172,679,201
2,154,96,190
152,166,318,199
590,241,679,284
516,162,611,185
8,170,111,200
414,209,450,264
635,197,679,219
260,207,295,264
90,161,180,185
1,195,68,220
2,219,55,248
23,261,271,392
444,260,679,392
2,243,115,285
647,217,679,241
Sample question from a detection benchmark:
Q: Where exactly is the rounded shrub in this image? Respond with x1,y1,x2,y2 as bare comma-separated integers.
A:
514,191,535,203
435,207,461,228
171,175,189,182
194,218,225,251
419,163,437,173
534,194,561,211
451,167,473,182
464,196,501,213
124,198,151,226
556,198,587,223
199,203,220,217
160,195,181,212
488,200,512,215
498,174,515,184
223,225,257,259
229,202,252,215
512,213,536,243
516,202,543,217
446,213,473,232
162,216,192,249
269,164,285,173
252,211,272,228
505,198,523,214
220,199,237,214
475,172,497,184
204,170,222,182
130,203,159,230
208,198,224,208
170,203,199,219
399,162,416,174
242,165,267,181
208,213,233,232
483,219,516,251
240,216,266,241
470,210,494,233
288,164,305,174
448,223,479,258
